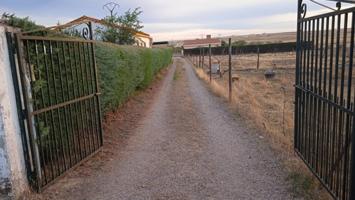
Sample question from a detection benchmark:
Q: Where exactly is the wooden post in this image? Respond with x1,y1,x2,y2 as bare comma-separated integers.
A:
202,47,205,68
199,48,201,68
228,38,232,102
209,44,212,82
257,47,260,70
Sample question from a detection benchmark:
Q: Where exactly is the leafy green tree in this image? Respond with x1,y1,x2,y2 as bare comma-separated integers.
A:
98,7,143,45
97,15,120,43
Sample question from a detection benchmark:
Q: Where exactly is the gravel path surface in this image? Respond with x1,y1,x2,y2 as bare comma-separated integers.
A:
33,57,292,200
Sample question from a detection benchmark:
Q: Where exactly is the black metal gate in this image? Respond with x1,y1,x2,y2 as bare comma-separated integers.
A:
295,1,355,199
6,30,103,191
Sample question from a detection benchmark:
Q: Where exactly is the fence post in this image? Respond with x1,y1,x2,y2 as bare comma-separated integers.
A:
257,47,260,70
202,47,205,68
199,47,201,68
209,44,212,82
228,38,232,102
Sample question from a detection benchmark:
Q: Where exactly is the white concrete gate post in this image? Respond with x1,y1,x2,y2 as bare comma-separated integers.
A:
0,25,29,199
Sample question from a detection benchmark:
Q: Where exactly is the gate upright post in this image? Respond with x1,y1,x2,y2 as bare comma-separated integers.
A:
351,116,355,200
196,54,197,66
209,44,212,82
14,34,43,189
257,47,260,70
194,54,198,67
90,41,104,147
202,47,205,68
199,48,201,68
228,38,232,102
294,0,302,152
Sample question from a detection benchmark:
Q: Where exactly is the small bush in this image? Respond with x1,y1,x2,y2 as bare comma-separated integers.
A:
95,42,172,113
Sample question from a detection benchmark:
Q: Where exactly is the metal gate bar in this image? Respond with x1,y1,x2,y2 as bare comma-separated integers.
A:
295,1,355,199
13,33,103,190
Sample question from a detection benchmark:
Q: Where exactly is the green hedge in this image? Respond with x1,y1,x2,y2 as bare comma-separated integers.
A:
95,42,173,113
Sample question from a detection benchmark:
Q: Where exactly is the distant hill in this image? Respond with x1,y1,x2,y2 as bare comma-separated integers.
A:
220,32,296,45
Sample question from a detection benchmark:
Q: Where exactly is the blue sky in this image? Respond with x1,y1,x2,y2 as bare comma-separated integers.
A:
0,0,348,41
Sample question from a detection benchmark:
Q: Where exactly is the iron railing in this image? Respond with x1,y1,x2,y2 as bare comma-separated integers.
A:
8,30,103,190
295,1,355,199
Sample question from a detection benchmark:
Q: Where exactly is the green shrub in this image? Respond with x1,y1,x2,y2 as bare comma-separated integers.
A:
1,13,44,31
95,42,173,113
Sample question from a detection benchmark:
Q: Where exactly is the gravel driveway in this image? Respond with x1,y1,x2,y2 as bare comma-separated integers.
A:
32,57,292,200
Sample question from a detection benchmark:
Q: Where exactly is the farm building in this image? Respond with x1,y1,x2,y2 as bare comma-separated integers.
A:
49,15,153,48
183,35,221,49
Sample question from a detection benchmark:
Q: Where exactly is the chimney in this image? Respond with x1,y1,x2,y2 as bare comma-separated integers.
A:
206,35,211,39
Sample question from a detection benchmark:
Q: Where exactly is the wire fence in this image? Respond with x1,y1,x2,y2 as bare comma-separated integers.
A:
184,40,296,155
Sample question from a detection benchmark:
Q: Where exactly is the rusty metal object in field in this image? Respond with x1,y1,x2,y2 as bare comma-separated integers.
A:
264,69,275,79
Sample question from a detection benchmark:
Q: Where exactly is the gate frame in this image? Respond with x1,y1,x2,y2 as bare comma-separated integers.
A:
295,1,355,199
6,22,104,191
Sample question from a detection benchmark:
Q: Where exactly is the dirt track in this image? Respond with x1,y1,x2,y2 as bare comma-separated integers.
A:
31,57,292,200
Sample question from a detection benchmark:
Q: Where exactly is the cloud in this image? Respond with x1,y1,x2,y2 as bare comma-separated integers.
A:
147,11,297,41
136,0,286,21
3,0,349,42
143,22,204,32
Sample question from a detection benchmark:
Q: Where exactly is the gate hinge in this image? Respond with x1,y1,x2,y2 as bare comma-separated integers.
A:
21,109,27,119
12,44,17,54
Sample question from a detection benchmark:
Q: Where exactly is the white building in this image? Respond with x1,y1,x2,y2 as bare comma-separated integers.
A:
50,16,153,48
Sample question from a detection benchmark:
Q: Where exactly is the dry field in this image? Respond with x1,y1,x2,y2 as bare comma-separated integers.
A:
214,52,296,70
202,52,296,150
221,32,296,44
202,51,355,152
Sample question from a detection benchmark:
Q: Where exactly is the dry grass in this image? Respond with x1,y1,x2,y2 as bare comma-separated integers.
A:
192,54,332,200
221,32,296,44
214,52,296,71
195,67,295,151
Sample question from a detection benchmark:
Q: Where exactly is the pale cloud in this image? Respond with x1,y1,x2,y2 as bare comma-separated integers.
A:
143,22,204,32
147,3,352,41
135,0,285,19
148,11,297,41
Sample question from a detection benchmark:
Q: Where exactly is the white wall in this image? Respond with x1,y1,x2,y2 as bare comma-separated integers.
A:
0,26,29,199
137,36,152,48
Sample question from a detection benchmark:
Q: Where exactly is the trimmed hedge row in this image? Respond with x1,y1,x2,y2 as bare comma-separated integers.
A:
95,42,173,113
